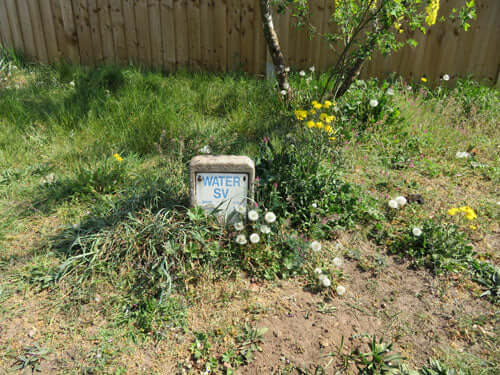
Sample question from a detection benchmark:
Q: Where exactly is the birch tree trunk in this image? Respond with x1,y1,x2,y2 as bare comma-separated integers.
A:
259,0,291,99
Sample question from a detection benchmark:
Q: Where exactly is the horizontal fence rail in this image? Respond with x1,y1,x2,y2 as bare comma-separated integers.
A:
0,0,499,85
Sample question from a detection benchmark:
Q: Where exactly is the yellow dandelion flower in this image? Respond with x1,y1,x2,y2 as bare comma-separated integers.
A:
421,77,427,83
459,206,475,214
324,125,333,134
448,208,459,216
329,137,336,141
325,115,335,124
313,103,323,110
469,225,477,230
113,153,123,162
465,213,476,221
310,109,316,115
306,120,315,128
323,100,332,108
294,110,308,121
315,122,324,129
319,113,328,121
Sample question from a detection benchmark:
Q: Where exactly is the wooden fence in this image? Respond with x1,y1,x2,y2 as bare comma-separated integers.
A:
0,0,499,85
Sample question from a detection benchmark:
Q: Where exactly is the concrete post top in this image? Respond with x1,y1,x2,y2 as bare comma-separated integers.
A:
189,155,255,172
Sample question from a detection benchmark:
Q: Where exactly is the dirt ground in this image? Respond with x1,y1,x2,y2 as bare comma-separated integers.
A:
0,244,498,374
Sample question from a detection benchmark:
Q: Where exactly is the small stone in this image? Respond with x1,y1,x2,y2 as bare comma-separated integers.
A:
319,340,329,348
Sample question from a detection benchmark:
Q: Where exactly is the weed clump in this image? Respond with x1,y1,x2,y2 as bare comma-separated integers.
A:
256,130,381,236
390,219,498,302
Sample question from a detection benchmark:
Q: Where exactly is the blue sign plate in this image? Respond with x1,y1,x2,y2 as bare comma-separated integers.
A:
195,172,248,214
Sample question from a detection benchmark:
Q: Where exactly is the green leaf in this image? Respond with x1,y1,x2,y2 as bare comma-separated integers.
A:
408,39,418,48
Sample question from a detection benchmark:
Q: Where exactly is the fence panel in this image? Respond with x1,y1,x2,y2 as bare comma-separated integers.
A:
0,0,498,85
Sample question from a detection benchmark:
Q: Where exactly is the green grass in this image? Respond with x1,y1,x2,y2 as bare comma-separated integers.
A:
0,49,499,373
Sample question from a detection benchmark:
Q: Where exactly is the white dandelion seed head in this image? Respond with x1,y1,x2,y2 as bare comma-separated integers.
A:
412,227,422,237
235,204,246,214
369,99,379,107
264,212,276,223
395,196,407,207
443,74,450,81
299,70,306,77
236,234,247,245
41,173,56,185
456,151,471,159
310,241,322,252
312,203,318,208
285,67,290,72
309,66,315,72
280,89,287,96
320,276,331,288
336,285,346,296
249,233,260,244
388,199,399,209
333,257,343,267
386,88,395,96
234,222,244,231
260,225,271,234
69,81,75,87
314,267,322,276
407,86,412,91
248,210,259,221
199,145,212,154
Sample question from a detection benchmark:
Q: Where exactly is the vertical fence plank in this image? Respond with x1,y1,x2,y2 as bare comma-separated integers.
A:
467,0,497,83
39,0,59,62
310,0,325,72
240,0,255,73
51,0,65,60
160,0,176,70
58,0,80,63
200,0,214,70
98,0,115,64
294,15,309,69
88,0,104,64
73,0,94,64
418,17,446,82
227,0,240,70
15,0,37,60
319,0,334,72
484,1,500,85
136,0,152,66
431,0,459,82
213,0,226,71
122,0,138,64
148,0,163,68
6,0,25,52
252,0,265,75
27,0,48,62
110,0,128,65
0,1,14,49
174,0,189,68
187,0,201,69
